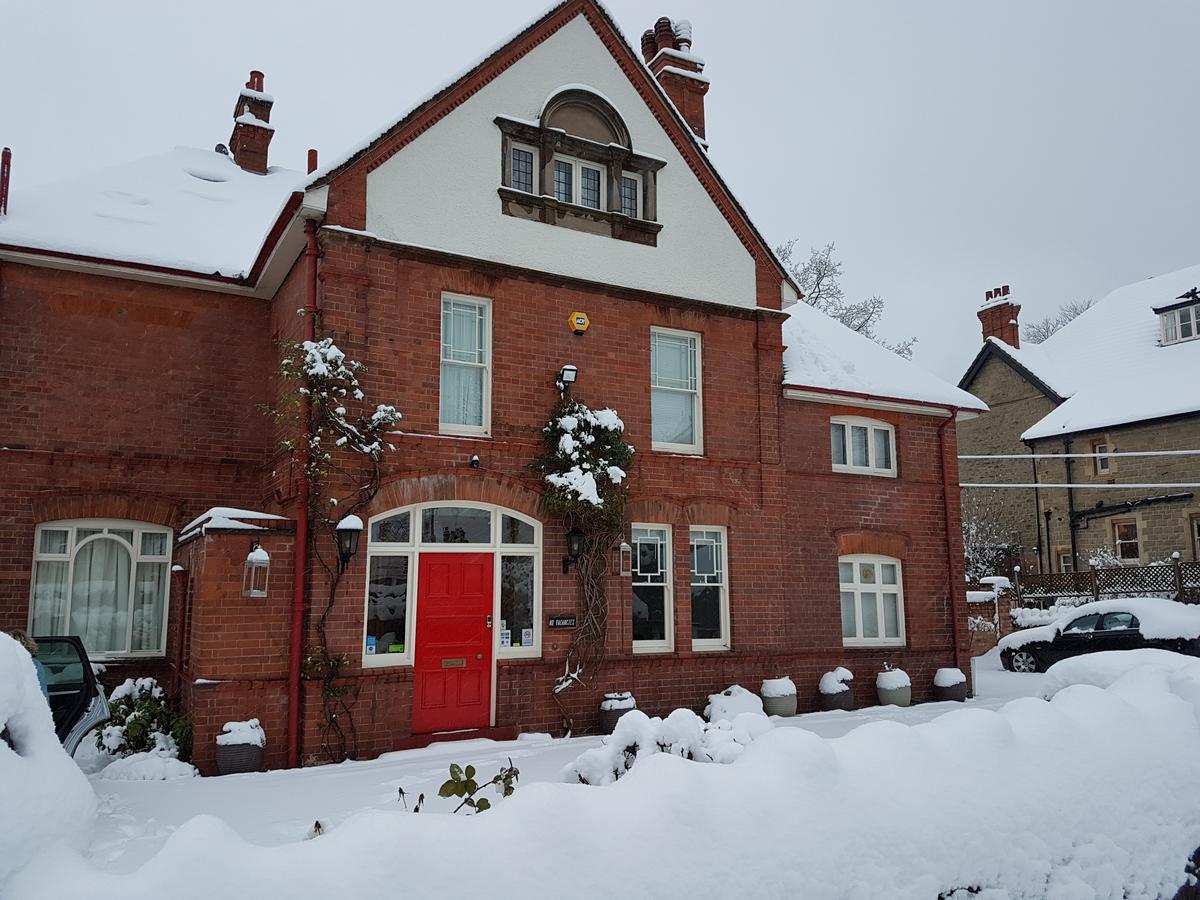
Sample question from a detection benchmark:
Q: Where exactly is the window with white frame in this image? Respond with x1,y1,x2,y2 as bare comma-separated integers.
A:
363,505,541,666
1161,303,1198,345
650,328,703,454
30,520,172,656
552,156,605,210
439,294,490,434
839,555,905,646
1113,519,1140,561
1092,441,1111,475
690,527,729,650
830,417,896,476
619,173,641,218
632,525,672,651
509,143,536,194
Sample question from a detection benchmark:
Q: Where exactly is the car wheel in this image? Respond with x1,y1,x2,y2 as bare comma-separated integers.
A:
1010,649,1039,674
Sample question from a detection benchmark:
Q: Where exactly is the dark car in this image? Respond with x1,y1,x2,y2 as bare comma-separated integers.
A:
1000,608,1200,673
33,636,110,755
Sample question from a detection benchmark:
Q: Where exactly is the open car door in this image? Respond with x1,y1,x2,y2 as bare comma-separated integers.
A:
34,636,110,756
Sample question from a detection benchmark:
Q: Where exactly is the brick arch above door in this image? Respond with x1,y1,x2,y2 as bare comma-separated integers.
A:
371,471,544,521
31,490,183,530
834,529,910,560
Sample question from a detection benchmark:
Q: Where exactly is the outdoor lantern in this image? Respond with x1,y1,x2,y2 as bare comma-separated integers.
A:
243,543,270,598
563,526,586,574
558,364,578,387
616,541,633,577
336,514,364,574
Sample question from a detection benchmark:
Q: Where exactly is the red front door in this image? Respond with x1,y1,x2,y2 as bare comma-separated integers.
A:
413,553,493,733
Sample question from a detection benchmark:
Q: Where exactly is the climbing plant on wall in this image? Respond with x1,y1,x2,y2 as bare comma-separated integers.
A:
534,391,635,733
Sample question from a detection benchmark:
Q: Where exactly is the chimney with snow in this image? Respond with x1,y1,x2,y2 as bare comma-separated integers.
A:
229,70,275,174
977,284,1022,348
640,17,710,140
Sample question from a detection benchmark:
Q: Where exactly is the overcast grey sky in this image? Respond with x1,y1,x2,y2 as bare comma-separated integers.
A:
5,1,1199,381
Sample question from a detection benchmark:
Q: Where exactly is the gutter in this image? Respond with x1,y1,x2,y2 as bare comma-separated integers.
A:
782,383,986,419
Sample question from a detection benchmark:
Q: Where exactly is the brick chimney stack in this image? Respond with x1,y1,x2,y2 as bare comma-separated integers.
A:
977,284,1022,348
640,17,710,140
229,70,275,175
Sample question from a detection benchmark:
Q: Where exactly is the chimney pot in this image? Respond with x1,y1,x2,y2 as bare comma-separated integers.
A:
977,283,1021,348
640,30,657,63
654,16,675,52
307,148,319,175
247,70,265,92
985,289,994,301
1002,284,1010,296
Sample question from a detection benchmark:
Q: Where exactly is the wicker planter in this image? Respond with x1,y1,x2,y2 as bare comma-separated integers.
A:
819,690,854,711
215,742,264,775
933,682,968,702
761,694,797,717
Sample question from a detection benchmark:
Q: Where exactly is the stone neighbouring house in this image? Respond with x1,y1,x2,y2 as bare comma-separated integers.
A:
0,0,984,773
959,279,1200,576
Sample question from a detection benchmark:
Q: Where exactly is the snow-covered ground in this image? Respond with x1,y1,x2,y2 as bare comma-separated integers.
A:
8,648,1200,898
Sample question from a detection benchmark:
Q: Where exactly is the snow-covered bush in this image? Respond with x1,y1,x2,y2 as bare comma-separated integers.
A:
818,667,854,695
704,684,764,721
99,751,199,782
761,676,796,698
537,398,634,520
562,707,773,785
217,718,266,748
0,632,95,887
99,677,191,761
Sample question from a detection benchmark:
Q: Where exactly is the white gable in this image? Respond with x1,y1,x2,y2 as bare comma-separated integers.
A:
363,13,758,308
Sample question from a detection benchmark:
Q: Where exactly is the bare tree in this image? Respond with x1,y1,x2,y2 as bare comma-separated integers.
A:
961,493,1014,583
1022,298,1095,344
776,241,916,358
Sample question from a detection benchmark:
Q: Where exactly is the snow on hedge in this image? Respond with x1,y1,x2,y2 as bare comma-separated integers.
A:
0,632,96,888
999,596,1200,650
99,751,199,782
12,665,1200,898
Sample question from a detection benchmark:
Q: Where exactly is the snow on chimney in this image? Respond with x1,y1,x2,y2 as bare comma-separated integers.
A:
978,284,1021,348
229,70,275,175
640,17,710,140
0,147,10,216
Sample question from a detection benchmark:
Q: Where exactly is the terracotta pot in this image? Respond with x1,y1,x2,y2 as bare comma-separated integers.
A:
761,694,797,717
819,690,854,712
876,685,911,708
215,742,264,775
933,682,968,702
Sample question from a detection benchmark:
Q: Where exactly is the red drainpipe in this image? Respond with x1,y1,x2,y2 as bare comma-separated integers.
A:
287,220,319,768
937,406,966,678
1,147,11,215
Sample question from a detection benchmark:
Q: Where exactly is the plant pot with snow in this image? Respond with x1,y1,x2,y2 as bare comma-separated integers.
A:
760,677,797,717
215,718,266,775
818,667,855,711
875,664,911,708
932,667,968,702
598,692,637,734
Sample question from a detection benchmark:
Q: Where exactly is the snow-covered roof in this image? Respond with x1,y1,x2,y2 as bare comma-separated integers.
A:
180,507,288,542
782,301,986,411
980,262,1200,440
0,147,301,279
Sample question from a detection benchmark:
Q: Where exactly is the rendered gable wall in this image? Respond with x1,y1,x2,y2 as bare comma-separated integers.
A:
364,14,759,308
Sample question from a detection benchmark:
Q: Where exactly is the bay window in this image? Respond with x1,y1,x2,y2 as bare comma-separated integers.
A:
30,520,172,656
839,555,905,647
439,294,491,435
632,525,672,652
690,527,729,650
650,327,703,454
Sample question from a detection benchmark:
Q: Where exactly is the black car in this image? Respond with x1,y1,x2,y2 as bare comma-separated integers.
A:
33,636,110,755
1000,609,1200,673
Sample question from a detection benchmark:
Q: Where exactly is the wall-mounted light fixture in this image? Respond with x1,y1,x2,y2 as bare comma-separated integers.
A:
336,514,364,574
557,364,578,390
615,541,633,577
563,526,586,574
243,543,270,598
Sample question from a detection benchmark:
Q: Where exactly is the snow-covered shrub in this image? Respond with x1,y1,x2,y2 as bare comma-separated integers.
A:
561,707,773,785
704,684,764,721
0,632,95,886
99,751,198,782
818,667,854,695
99,677,191,761
968,615,997,633
761,676,796,698
876,664,910,691
537,398,634,519
217,718,266,748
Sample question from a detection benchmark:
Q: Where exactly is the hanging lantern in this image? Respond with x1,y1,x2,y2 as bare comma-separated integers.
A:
243,543,270,598
562,526,586,574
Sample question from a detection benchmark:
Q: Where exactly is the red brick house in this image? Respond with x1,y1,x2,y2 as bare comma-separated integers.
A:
0,1,984,772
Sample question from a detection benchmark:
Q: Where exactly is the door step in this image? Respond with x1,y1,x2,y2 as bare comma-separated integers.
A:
392,726,519,752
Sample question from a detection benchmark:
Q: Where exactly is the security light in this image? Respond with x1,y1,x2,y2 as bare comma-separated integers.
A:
558,364,578,386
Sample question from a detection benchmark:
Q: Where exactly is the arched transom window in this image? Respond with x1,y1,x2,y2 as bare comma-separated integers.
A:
364,503,542,667
29,519,172,657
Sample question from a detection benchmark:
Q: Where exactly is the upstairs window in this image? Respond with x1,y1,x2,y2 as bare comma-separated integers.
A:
552,156,604,210
439,294,491,435
650,328,703,454
620,174,641,218
830,417,896,477
510,143,536,194
1161,303,1198,345
1092,441,1111,475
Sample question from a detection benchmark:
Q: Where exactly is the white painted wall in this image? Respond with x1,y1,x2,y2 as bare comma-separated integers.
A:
365,14,759,309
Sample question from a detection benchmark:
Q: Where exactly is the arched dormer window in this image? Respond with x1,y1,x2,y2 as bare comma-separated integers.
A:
495,85,665,246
